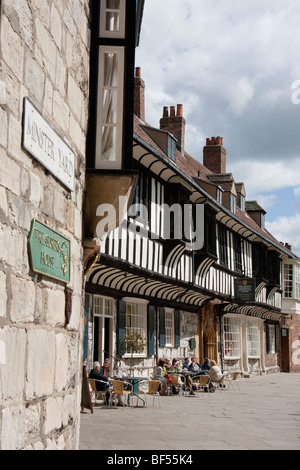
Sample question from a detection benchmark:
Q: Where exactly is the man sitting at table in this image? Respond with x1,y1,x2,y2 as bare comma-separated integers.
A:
89,359,125,406
186,357,208,395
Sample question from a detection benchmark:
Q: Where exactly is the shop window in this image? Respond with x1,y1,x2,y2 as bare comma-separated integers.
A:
125,300,147,355
247,319,260,357
266,324,276,354
223,316,240,358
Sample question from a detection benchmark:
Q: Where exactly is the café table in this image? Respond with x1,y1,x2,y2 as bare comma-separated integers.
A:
179,370,207,395
112,376,149,407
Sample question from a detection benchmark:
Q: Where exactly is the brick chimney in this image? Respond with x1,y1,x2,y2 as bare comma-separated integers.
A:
159,104,186,154
134,67,145,122
203,136,226,174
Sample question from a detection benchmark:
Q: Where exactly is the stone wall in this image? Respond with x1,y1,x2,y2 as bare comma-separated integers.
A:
0,0,90,450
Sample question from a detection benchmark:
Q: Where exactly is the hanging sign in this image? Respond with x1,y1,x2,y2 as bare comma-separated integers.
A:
28,219,71,283
234,278,256,302
22,97,75,191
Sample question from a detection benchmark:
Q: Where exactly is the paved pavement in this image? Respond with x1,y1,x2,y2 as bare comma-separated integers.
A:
79,373,300,451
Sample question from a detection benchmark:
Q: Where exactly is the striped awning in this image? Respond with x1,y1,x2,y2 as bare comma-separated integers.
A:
85,261,213,308
222,302,283,321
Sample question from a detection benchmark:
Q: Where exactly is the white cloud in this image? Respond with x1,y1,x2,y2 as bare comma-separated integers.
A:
229,159,300,195
266,215,300,256
136,0,300,257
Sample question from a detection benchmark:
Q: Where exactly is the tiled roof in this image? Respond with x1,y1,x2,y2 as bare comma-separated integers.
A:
133,113,294,256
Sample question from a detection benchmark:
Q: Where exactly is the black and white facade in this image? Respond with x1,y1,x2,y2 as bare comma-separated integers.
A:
83,2,298,377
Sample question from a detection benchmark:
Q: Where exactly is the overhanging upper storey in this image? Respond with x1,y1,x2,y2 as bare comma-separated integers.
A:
87,0,143,170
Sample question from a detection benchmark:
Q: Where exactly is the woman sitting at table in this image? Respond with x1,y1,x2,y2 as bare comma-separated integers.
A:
208,360,223,390
154,358,169,395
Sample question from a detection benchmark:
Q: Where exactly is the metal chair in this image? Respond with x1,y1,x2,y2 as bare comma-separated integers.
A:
110,379,133,408
191,374,211,397
142,380,161,408
167,374,184,396
211,374,226,391
224,371,240,390
88,378,111,405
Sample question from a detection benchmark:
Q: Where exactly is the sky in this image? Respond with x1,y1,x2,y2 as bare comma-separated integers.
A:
135,0,300,257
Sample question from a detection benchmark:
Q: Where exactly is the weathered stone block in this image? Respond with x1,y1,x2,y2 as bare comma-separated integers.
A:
44,396,63,435
1,406,25,450
26,329,56,399
11,276,35,323
43,288,65,327
0,326,26,399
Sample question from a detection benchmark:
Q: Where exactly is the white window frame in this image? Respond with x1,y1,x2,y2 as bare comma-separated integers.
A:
95,45,124,169
239,194,245,212
123,297,148,357
267,324,276,354
247,319,260,358
295,264,300,300
223,315,240,359
100,0,126,39
165,309,174,347
283,263,293,298
230,193,236,214
93,295,114,365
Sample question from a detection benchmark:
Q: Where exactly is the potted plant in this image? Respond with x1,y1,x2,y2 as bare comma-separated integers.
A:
122,331,147,375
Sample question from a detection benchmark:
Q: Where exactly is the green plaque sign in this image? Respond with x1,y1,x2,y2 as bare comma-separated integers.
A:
28,220,71,283
234,278,256,302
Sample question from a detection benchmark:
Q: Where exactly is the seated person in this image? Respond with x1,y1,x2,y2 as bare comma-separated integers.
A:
154,358,168,395
202,357,211,370
89,359,125,406
170,358,180,372
163,357,172,371
170,359,182,394
208,360,223,390
187,357,207,395
182,357,190,369
188,357,206,375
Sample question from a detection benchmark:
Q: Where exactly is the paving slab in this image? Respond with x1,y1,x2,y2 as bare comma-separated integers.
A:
79,373,300,451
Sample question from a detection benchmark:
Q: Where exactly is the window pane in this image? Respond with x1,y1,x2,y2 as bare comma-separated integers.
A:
106,12,120,32
107,0,120,8
223,316,240,358
247,320,260,357
165,310,174,346
103,53,118,87
101,125,116,161
125,302,147,354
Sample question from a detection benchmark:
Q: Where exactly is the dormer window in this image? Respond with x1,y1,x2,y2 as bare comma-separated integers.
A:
168,135,176,161
230,194,236,214
260,212,265,229
239,194,245,211
217,187,222,204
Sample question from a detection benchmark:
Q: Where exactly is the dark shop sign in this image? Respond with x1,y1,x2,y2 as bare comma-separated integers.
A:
234,278,256,302
28,219,71,283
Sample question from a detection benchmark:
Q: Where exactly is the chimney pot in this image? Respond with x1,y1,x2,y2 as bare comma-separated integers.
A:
163,106,169,118
170,106,176,117
177,104,183,116
135,67,141,78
